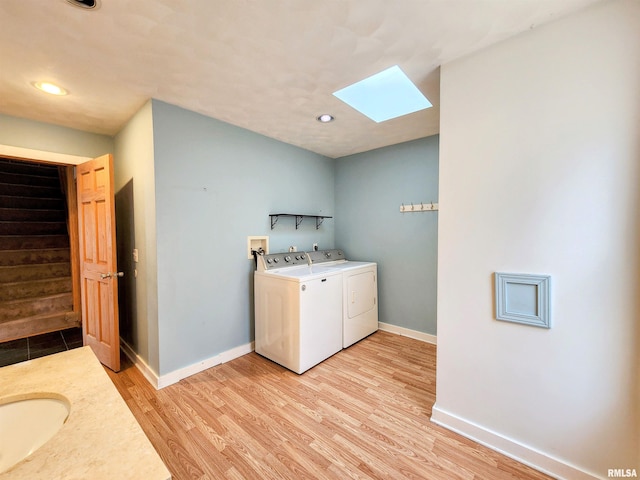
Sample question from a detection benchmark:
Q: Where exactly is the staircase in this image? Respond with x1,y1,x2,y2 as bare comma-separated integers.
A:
0,158,79,343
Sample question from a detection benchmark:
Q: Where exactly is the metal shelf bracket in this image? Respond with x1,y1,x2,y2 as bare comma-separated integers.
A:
269,213,333,230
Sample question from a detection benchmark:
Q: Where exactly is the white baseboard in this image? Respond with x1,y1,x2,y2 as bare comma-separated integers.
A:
157,353,223,389
378,322,437,345
120,339,255,390
430,404,600,480
218,341,255,365
120,339,160,389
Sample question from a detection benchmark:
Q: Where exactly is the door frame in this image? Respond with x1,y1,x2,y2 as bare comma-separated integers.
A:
63,166,82,324
0,145,91,166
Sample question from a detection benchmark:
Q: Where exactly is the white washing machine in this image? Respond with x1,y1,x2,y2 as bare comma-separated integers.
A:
308,249,379,348
254,252,343,374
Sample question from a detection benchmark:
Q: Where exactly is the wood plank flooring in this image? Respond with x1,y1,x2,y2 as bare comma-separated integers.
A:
106,332,552,480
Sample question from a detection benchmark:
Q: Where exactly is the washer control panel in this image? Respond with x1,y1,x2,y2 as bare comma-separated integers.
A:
258,252,309,271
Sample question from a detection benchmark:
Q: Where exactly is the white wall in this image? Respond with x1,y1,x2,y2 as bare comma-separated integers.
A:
113,100,160,374
434,0,640,478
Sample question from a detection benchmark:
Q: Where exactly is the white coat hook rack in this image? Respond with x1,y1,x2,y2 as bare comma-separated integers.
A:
400,201,438,213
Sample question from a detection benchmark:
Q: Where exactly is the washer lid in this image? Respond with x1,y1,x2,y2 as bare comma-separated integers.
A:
258,264,341,280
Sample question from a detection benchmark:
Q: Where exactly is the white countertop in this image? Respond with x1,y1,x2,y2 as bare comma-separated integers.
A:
0,347,171,479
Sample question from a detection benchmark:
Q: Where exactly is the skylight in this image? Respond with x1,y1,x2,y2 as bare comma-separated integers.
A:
333,65,432,123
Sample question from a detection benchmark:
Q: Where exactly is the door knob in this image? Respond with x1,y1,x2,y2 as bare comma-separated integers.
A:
100,272,124,279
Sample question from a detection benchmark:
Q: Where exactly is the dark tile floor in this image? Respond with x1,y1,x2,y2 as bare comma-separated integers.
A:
0,327,83,368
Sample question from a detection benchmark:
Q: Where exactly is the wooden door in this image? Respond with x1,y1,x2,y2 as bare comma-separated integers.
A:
76,154,121,371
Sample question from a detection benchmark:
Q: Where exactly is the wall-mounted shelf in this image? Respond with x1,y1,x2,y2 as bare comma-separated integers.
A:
269,213,332,230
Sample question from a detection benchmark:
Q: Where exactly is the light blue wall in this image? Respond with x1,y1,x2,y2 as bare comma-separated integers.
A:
335,136,439,335
151,100,335,375
0,106,440,375
0,113,113,157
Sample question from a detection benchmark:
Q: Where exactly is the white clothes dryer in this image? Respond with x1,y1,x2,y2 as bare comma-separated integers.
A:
308,250,378,348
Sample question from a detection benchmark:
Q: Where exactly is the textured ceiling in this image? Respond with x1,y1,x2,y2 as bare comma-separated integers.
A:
0,0,600,158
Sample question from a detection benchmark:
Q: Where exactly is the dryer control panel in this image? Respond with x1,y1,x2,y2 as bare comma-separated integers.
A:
307,249,346,265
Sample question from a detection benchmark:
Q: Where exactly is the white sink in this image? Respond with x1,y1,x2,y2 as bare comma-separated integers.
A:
0,394,70,474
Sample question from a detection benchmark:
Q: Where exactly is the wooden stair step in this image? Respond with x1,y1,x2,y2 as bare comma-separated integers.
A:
0,248,70,266
0,183,63,199
0,262,71,282
0,310,80,343
0,171,61,188
0,292,73,322
0,277,72,301
0,235,69,250
0,159,59,177
0,195,65,210
0,220,67,236
0,207,66,222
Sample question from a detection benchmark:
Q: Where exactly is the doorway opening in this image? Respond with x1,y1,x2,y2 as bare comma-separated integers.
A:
0,156,82,366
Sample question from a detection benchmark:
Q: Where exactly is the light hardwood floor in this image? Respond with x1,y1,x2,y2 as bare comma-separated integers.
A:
106,331,552,480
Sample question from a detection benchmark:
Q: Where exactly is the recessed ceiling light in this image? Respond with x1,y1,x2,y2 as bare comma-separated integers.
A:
32,81,69,96
333,65,432,123
317,114,334,123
